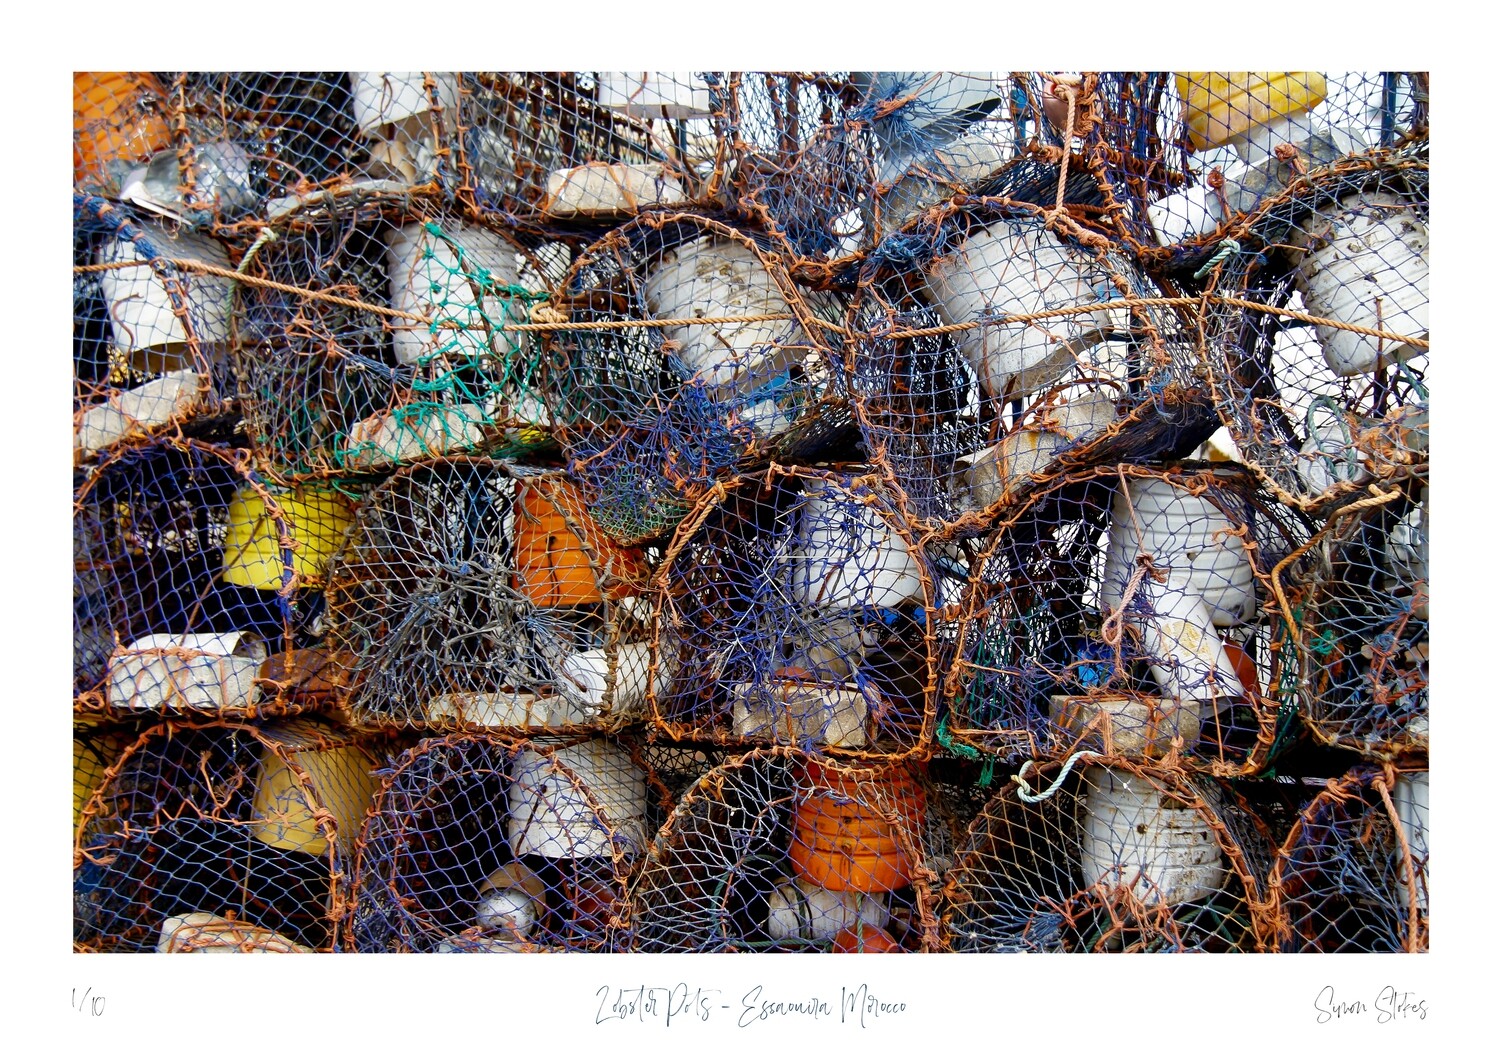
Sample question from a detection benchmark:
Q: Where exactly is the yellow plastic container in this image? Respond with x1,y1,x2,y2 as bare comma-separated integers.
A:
221,485,354,592
73,734,122,831
1176,72,1328,152
250,721,379,859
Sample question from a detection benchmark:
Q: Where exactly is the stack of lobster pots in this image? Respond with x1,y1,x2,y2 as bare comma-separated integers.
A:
72,70,1428,954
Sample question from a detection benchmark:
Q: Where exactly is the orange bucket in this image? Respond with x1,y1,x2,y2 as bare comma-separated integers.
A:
789,762,926,893
512,479,648,608
74,72,173,187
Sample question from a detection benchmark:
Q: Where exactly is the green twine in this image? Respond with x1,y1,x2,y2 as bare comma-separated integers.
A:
1192,238,1242,280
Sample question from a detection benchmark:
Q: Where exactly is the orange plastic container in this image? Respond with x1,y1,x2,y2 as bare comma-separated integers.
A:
74,72,173,187
512,479,648,608
831,923,903,953
789,762,926,893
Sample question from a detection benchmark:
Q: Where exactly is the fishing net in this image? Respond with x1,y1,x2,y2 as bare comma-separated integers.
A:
649,466,966,757
326,457,658,733
1197,153,1428,510
1271,762,1428,952
73,196,236,460
454,72,729,233
849,203,1217,533
943,755,1274,952
233,194,566,481
626,749,950,952
74,718,386,953
73,438,347,718
348,734,667,952
1278,477,1428,758
546,212,853,544
944,462,1312,772
1129,72,1428,255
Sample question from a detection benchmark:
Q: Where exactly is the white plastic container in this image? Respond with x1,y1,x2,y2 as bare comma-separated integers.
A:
556,642,666,716
1391,770,1429,914
387,220,524,366
876,121,1016,230
1286,192,1429,377
507,740,648,860
925,217,1112,398
107,632,265,711
730,681,870,748
596,72,712,118
642,237,803,401
157,912,313,954
1078,765,1227,908
766,877,889,940
1385,486,1429,620
543,162,688,218
1135,580,1246,702
1049,694,1205,757
790,480,923,611
426,690,574,729
120,141,256,225
75,369,203,458
96,219,233,354
1101,478,1256,627
342,401,486,471
851,72,1007,137
349,72,460,136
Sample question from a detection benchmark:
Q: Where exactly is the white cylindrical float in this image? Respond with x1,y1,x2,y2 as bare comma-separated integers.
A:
1392,770,1429,914
925,217,1113,399
1286,192,1429,377
556,643,666,717
642,237,804,402
386,220,525,367
106,632,266,712
1049,694,1204,758
790,479,924,612
95,219,233,364
1077,765,1227,908
350,72,461,135
765,876,890,941
507,740,648,860
1101,478,1256,628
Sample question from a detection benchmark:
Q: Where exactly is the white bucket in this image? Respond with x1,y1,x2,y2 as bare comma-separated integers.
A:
426,690,592,729
349,72,460,136
1287,192,1429,377
925,217,1111,398
1077,765,1227,908
1101,479,1256,627
1049,694,1205,757
1392,770,1429,914
596,72,712,119
730,680,870,748
790,480,924,612
877,121,1015,230
342,401,486,471
157,912,313,954
556,642,666,717
96,219,233,353
507,740,648,860
387,221,524,366
107,632,265,711
766,877,889,940
1385,487,1429,620
543,162,687,219
1136,580,1246,702
75,369,203,458
642,237,803,401
966,430,1067,509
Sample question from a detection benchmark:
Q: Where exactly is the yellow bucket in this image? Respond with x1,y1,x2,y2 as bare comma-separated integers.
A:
250,721,379,859
1176,72,1328,152
221,485,354,592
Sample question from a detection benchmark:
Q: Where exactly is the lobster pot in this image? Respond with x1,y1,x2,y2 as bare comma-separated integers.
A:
943,757,1273,952
73,201,234,458
626,749,948,952
849,221,1216,532
74,720,382,953
234,200,561,480
651,468,963,756
72,439,331,715
1203,157,1428,507
547,215,852,544
1283,478,1429,757
327,457,658,733
455,72,727,229
74,73,174,196
1271,765,1429,952
946,463,1303,772
349,734,659,952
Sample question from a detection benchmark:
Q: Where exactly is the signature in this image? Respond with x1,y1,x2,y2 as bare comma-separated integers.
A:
1314,985,1428,1023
